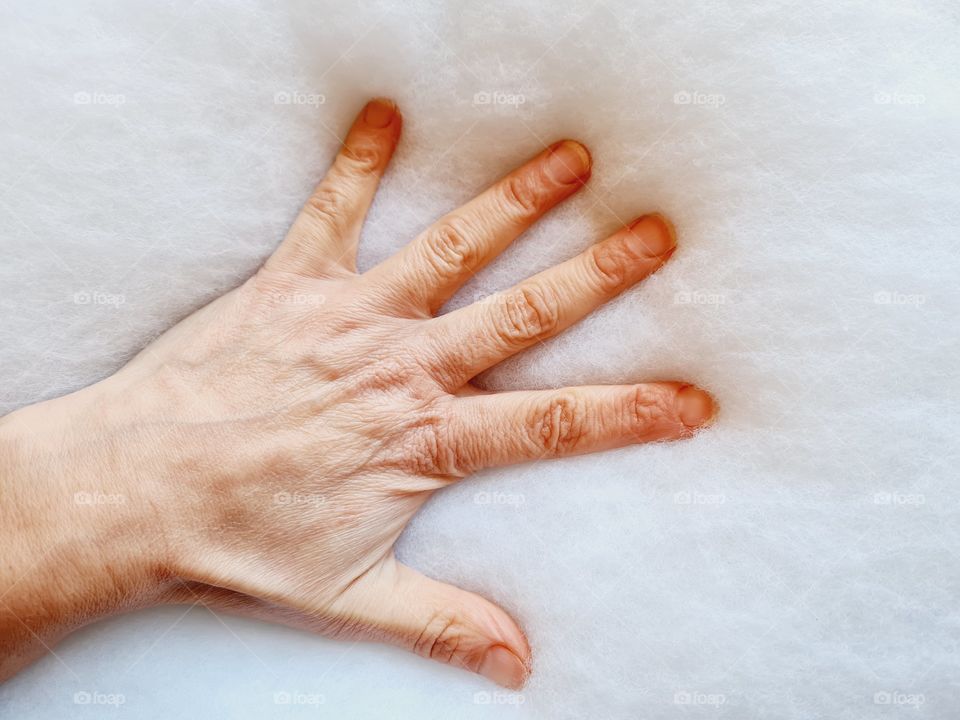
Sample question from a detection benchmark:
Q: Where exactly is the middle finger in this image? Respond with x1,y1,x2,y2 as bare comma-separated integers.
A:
421,213,677,389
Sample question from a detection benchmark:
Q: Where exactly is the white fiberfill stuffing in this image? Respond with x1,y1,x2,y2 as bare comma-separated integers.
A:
1,1,959,717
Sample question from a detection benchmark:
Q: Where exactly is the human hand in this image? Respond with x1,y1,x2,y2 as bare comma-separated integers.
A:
0,98,714,689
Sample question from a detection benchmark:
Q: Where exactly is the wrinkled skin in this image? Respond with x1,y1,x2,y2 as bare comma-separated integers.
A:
0,99,714,689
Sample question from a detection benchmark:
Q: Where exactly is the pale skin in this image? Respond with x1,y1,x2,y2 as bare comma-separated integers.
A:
0,98,714,689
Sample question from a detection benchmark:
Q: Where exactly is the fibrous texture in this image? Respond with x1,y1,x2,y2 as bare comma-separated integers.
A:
1,1,958,717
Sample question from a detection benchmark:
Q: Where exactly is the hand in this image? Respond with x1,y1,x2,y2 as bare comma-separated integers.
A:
0,98,714,688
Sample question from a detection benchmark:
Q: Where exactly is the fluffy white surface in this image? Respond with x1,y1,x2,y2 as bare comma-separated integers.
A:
2,0,959,717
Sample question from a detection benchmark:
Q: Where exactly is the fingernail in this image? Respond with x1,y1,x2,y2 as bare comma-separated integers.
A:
478,645,528,690
364,98,396,128
628,213,677,258
676,385,715,428
544,140,591,184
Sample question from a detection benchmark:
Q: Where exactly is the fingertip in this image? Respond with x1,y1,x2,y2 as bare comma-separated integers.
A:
627,212,677,258
363,97,399,129
676,384,716,428
544,139,592,185
470,596,531,688
564,139,592,172
478,645,530,690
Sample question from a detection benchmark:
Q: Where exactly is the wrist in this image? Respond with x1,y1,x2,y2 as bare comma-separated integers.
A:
0,386,180,677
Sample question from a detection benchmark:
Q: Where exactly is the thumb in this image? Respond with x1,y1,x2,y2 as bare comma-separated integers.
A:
341,558,530,689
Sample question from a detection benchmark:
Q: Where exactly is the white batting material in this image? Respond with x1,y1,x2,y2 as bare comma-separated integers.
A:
1,1,958,717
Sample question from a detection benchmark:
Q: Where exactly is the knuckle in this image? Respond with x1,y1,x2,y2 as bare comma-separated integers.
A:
303,183,349,225
413,610,463,663
341,142,381,174
629,385,671,434
354,357,416,392
422,218,478,277
525,392,589,455
496,285,560,343
587,241,631,292
397,414,466,479
497,175,542,219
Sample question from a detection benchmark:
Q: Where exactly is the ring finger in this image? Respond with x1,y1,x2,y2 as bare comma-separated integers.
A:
363,140,592,313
